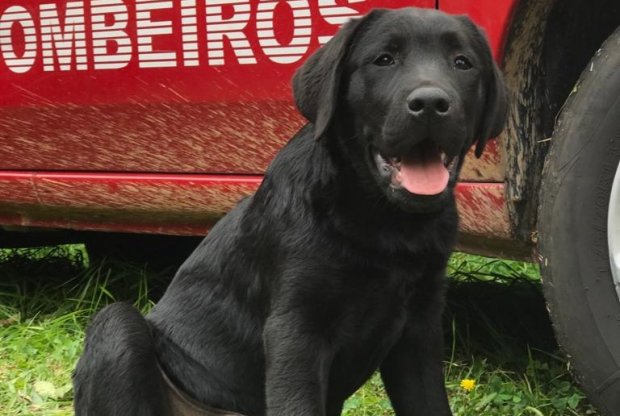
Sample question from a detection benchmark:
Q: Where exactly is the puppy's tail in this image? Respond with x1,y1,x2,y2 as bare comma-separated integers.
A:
73,302,170,416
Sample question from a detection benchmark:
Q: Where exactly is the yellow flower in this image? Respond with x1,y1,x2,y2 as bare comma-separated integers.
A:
460,378,476,391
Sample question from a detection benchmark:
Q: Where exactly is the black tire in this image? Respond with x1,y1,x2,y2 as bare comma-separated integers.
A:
538,26,620,415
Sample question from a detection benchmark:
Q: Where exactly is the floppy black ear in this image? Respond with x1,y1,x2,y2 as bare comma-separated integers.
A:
457,16,509,158
292,10,383,140
475,61,508,158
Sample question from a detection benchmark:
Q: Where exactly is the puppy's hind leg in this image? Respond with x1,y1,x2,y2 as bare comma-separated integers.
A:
73,302,170,416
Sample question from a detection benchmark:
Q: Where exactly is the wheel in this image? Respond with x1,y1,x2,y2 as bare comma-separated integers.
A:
538,26,620,415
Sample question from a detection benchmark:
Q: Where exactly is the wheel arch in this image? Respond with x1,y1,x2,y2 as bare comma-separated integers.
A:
500,0,620,242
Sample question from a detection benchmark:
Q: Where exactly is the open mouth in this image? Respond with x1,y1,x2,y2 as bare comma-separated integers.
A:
374,140,459,196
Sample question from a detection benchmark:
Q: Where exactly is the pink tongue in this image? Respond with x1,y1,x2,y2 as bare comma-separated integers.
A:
397,153,449,195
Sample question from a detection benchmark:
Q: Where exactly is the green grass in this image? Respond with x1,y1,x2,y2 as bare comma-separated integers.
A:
448,252,541,283
0,246,599,415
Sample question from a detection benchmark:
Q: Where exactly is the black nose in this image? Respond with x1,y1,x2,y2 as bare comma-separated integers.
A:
406,87,451,117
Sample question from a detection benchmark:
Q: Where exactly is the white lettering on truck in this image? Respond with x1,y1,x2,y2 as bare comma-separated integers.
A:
181,0,199,66
40,1,87,71
0,6,38,73
257,0,311,64
92,0,132,70
137,0,177,68
0,0,364,73
206,0,256,66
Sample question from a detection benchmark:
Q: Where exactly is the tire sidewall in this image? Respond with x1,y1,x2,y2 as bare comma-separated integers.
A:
538,27,620,415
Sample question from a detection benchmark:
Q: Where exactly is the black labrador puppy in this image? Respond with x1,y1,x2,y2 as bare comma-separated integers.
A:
74,7,507,416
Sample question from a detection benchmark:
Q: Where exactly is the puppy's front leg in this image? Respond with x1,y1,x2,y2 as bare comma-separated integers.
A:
380,276,453,416
263,312,332,416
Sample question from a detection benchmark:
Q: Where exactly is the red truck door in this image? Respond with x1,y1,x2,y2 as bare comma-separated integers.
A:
1,0,433,175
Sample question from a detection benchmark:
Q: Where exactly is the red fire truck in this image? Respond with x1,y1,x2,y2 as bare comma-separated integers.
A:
0,0,619,413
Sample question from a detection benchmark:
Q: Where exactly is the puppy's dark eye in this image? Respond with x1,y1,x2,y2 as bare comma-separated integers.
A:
454,55,472,70
373,53,395,66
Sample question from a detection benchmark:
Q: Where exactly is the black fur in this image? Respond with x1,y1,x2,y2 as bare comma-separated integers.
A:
74,7,507,416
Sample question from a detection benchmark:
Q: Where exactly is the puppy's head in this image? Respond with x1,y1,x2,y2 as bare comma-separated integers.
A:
293,7,507,213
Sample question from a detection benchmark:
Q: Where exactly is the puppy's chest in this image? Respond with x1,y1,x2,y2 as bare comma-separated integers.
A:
326,270,417,392
334,267,417,349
